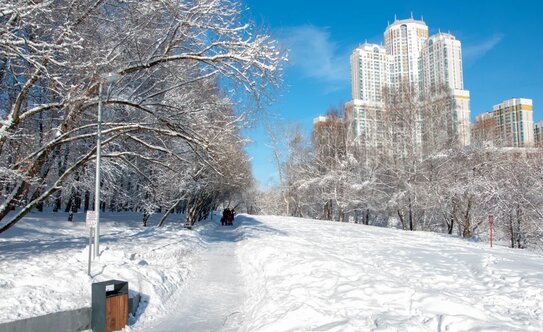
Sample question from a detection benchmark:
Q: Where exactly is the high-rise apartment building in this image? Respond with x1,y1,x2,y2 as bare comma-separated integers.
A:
347,43,390,146
347,17,471,153
345,99,385,150
350,43,390,102
384,18,428,88
420,33,463,92
419,32,471,145
492,98,534,147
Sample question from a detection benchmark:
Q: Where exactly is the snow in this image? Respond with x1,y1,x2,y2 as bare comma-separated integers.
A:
1,212,543,331
0,211,204,326
237,216,543,331
144,227,245,331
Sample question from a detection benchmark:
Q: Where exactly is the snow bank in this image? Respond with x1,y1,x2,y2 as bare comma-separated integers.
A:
0,211,205,326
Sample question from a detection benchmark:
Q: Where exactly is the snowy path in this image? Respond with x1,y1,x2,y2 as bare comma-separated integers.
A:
140,222,245,331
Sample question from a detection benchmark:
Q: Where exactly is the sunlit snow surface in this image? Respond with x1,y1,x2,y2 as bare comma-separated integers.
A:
1,212,542,331
236,216,543,331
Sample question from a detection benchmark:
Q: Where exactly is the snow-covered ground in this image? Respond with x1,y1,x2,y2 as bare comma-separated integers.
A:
1,212,542,331
0,211,205,327
237,216,543,331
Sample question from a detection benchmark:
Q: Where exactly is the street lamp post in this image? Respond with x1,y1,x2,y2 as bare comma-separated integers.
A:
94,72,121,258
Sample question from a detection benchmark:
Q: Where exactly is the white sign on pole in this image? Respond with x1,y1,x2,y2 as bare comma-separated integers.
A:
86,211,97,228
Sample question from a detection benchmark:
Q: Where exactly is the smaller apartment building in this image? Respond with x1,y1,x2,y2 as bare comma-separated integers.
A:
534,120,543,147
472,98,535,148
472,112,495,147
492,98,534,147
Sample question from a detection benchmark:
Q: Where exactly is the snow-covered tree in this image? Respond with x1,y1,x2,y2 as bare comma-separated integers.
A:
0,0,285,232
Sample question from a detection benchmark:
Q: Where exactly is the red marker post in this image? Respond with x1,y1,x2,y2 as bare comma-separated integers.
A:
488,214,494,248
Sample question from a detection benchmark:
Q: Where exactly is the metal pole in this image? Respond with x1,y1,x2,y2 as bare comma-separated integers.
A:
94,81,102,258
88,227,93,276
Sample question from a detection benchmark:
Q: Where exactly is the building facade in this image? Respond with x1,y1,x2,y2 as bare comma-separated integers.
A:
384,18,428,89
492,98,534,147
419,32,470,146
534,120,543,147
347,17,471,154
313,115,348,166
420,33,464,93
472,112,497,147
345,99,384,149
350,43,391,102
348,43,390,146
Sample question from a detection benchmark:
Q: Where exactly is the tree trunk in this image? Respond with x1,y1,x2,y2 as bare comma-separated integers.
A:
446,198,456,234
0,143,108,233
322,200,329,220
408,196,414,231
461,196,472,238
397,209,406,230
509,211,515,248
142,210,150,227
30,188,44,212
0,180,30,219
53,192,62,212
158,196,185,227
516,205,522,249
447,218,454,234
338,208,345,222
65,196,73,213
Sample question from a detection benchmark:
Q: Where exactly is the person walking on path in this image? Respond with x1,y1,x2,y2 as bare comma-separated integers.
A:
222,208,230,226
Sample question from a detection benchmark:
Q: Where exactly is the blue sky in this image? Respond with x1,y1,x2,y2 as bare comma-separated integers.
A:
243,0,543,189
